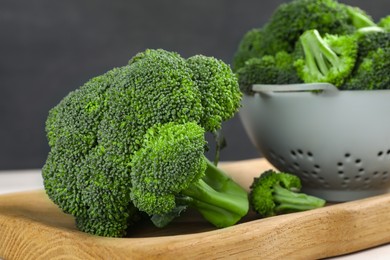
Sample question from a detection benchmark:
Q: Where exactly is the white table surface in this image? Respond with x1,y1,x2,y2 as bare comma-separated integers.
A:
0,170,390,259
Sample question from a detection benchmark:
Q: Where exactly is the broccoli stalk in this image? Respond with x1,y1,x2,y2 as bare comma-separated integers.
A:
250,170,325,217
272,185,325,213
130,122,249,228
181,159,249,228
294,29,358,87
345,6,377,29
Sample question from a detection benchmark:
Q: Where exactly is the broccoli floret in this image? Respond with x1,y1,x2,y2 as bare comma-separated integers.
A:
342,47,390,90
236,51,302,95
187,55,242,133
232,28,264,71
258,0,358,56
294,29,358,87
354,31,390,64
130,122,249,228
42,49,243,237
249,170,326,217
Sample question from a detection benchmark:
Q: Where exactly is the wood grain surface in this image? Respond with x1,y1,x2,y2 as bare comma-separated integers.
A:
1,159,390,259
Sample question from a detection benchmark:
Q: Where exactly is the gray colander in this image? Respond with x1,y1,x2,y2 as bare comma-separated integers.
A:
239,83,390,202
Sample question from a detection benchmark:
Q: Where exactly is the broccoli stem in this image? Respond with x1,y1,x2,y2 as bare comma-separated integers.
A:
346,6,377,29
272,184,326,214
181,158,249,228
300,30,340,76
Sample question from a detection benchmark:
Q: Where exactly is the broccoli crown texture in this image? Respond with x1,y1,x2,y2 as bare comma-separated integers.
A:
258,0,357,56
130,122,207,215
42,49,242,237
131,122,249,228
354,31,390,64
250,170,326,217
342,47,390,90
187,55,242,132
236,51,302,95
294,29,358,87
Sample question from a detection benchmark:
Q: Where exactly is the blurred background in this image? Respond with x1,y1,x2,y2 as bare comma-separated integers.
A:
1,0,389,170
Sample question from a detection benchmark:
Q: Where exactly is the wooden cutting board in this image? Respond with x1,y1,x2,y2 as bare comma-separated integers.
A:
1,159,390,260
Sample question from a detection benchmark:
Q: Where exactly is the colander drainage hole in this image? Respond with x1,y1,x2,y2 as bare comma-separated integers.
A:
290,150,296,157
355,159,362,166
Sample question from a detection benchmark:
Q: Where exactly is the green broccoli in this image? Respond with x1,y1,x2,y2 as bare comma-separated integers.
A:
236,51,302,95
294,29,358,87
378,15,390,31
340,30,390,90
232,28,264,71
42,49,244,237
187,55,242,133
130,122,248,228
257,0,364,56
344,5,377,29
249,170,326,217
354,31,390,64
342,47,390,90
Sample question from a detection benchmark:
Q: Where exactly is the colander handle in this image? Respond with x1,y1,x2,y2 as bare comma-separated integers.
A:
252,83,339,94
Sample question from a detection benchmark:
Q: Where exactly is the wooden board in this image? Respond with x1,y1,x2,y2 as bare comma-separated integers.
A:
1,159,390,259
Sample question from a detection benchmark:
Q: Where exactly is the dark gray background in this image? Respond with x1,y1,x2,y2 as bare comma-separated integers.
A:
1,0,389,170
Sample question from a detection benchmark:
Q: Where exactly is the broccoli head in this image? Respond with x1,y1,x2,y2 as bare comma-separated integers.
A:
130,122,249,228
236,51,302,95
258,0,359,56
342,47,390,90
294,29,358,87
250,170,326,217
42,49,243,237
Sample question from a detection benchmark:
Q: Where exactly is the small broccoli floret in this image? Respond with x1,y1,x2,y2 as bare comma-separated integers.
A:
354,31,390,64
232,28,264,71
258,0,356,56
249,170,326,217
236,51,302,95
342,47,390,90
130,122,249,228
187,55,242,133
294,29,358,87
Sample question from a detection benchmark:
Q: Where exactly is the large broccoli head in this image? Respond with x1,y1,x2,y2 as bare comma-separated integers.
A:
42,49,242,237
